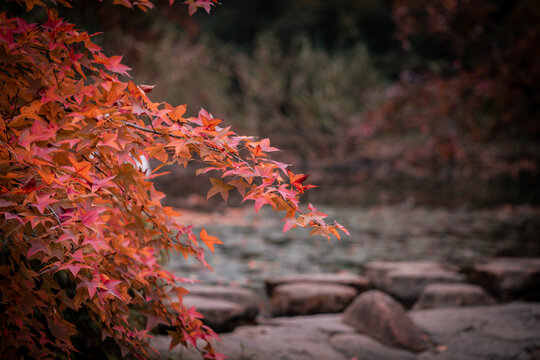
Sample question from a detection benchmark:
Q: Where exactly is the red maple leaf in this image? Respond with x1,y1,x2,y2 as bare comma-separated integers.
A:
31,194,58,214
94,53,131,77
77,275,102,299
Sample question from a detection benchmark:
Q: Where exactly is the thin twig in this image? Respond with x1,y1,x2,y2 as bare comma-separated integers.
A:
47,205,63,228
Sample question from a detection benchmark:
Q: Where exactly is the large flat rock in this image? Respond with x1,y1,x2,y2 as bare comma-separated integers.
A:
329,333,416,360
361,261,446,288
383,270,465,305
182,295,244,333
413,283,496,310
149,335,201,360
361,261,464,305
184,284,261,321
466,258,540,300
216,325,348,360
150,302,540,360
265,272,371,295
264,313,356,334
269,282,358,316
410,302,540,360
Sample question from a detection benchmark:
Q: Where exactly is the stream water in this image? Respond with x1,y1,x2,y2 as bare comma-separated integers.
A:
165,204,540,295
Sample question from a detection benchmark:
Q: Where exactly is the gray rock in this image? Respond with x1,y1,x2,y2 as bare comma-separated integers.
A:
265,272,371,295
361,261,445,288
329,333,417,360
466,258,540,300
149,335,202,360
182,295,244,333
216,325,347,360
269,282,358,316
413,283,496,310
383,269,465,306
265,313,356,334
184,284,260,321
410,302,540,360
342,290,430,353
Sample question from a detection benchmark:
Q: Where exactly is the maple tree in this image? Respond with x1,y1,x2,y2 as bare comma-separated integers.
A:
354,0,540,183
0,0,348,359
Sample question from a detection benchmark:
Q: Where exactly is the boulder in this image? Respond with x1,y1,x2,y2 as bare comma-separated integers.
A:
269,282,358,316
466,257,540,300
265,272,371,295
329,333,416,360
342,290,430,353
182,295,244,333
410,302,540,359
216,325,348,360
184,284,260,321
413,283,496,310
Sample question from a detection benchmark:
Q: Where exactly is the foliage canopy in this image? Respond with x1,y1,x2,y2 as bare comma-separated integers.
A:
0,0,347,358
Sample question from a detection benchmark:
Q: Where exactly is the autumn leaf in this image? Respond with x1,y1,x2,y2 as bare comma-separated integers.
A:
0,1,346,358
206,177,234,202
251,138,280,153
228,178,250,197
282,217,298,233
183,0,217,16
77,276,101,299
31,194,58,214
199,228,222,253
94,53,132,77
80,207,107,228
27,240,51,258
288,170,316,193
58,262,92,277
66,156,94,183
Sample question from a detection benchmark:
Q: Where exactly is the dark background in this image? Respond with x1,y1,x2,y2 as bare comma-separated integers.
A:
24,0,540,207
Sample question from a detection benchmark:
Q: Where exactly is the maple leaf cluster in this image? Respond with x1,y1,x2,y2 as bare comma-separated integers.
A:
0,0,347,358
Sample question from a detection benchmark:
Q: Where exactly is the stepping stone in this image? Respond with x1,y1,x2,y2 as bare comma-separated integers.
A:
329,333,416,360
413,283,496,310
342,290,430,353
361,261,444,288
361,261,464,305
410,302,540,359
466,257,540,300
184,284,260,321
149,335,201,360
269,282,358,316
265,314,356,334
265,272,371,295
182,295,244,333
383,269,465,306
217,324,348,360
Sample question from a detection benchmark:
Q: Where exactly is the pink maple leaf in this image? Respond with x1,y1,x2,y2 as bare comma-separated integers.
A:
31,194,58,214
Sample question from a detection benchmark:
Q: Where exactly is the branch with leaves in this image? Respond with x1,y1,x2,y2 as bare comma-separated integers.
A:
0,1,347,359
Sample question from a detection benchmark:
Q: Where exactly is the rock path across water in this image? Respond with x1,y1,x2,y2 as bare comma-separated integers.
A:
152,258,540,359
154,205,540,359
153,302,540,360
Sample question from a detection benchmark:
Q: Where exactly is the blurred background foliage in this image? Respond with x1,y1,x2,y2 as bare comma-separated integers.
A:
58,0,539,207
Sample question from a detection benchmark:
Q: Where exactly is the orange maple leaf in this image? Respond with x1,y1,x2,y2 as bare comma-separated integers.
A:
207,177,234,202
67,156,94,183
199,228,222,253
